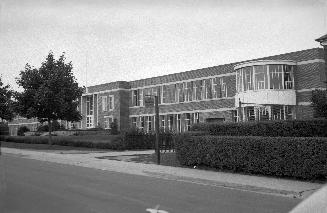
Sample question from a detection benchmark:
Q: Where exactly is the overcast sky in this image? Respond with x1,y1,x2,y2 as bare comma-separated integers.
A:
0,0,326,91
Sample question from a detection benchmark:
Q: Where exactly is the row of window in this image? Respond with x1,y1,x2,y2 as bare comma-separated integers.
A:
86,95,115,115
101,95,114,112
131,77,228,107
234,105,294,122
236,65,295,92
131,113,200,132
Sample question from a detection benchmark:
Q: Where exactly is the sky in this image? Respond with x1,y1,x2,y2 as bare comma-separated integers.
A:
0,0,326,91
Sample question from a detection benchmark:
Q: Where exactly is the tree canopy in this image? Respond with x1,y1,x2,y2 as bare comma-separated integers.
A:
0,76,15,121
16,52,83,125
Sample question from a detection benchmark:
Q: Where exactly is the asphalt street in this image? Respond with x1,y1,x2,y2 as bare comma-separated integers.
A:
0,154,300,213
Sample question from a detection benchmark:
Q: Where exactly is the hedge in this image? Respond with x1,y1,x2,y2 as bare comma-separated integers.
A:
0,123,9,135
0,130,175,150
175,135,327,180
0,135,126,150
191,119,327,137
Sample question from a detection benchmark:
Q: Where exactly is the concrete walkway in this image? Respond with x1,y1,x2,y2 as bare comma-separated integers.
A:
1,147,324,199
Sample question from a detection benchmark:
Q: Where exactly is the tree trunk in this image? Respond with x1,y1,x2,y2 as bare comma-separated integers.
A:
48,118,52,145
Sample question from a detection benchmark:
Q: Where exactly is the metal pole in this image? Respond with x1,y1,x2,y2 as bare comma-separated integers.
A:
154,95,160,165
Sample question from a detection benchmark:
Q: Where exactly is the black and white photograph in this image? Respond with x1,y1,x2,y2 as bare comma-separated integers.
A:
0,0,327,212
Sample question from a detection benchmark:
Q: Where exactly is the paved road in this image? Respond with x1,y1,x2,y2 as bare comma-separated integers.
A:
0,154,300,213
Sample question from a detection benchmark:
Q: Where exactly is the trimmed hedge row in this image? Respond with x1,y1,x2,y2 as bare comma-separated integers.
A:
191,119,327,137
175,135,327,180
0,135,126,150
0,123,9,135
0,131,159,150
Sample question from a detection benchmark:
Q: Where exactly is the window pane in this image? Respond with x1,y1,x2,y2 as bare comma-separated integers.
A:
254,65,268,90
284,65,294,89
243,67,253,91
269,65,283,89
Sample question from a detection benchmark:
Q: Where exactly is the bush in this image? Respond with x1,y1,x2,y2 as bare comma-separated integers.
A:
17,126,30,136
191,119,327,137
0,122,9,135
109,119,119,135
122,128,155,150
37,120,66,132
175,135,327,180
0,135,126,150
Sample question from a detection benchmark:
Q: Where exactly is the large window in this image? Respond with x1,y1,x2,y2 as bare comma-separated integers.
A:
86,96,93,128
86,96,93,116
236,64,295,92
101,96,108,111
269,65,283,89
254,65,268,90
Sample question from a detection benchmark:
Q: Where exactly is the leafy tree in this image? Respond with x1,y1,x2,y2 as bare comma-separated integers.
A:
0,76,15,121
16,52,83,144
311,89,327,119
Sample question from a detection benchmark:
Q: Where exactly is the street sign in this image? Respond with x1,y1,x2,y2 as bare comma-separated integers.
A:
144,96,154,107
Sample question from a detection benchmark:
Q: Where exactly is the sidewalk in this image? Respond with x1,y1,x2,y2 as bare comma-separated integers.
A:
2,147,324,199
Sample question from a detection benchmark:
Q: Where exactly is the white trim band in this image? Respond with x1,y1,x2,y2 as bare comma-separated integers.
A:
297,87,326,93
234,60,297,70
298,102,311,106
297,59,325,65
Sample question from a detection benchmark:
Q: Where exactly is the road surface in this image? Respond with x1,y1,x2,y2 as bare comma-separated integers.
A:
0,154,300,213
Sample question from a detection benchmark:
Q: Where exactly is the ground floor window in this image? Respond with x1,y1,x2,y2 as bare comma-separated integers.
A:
131,117,137,128
86,116,93,128
239,105,294,122
104,116,113,129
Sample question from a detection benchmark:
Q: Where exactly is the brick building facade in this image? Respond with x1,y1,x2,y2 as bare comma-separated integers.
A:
7,35,327,135
81,45,326,133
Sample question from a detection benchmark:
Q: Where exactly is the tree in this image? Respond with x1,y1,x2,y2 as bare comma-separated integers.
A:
16,52,83,144
0,76,15,121
311,89,327,119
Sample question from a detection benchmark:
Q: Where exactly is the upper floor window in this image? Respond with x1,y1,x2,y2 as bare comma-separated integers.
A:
108,95,114,110
132,90,138,106
236,63,295,93
86,96,93,116
101,96,108,111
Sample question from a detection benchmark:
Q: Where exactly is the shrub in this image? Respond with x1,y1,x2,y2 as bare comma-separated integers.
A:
191,119,327,137
122,128,154,150
175,135,327,180
37,120,66,132
1,135,126,150
0,122,9,135
17,126,30,136
109,119,119,135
